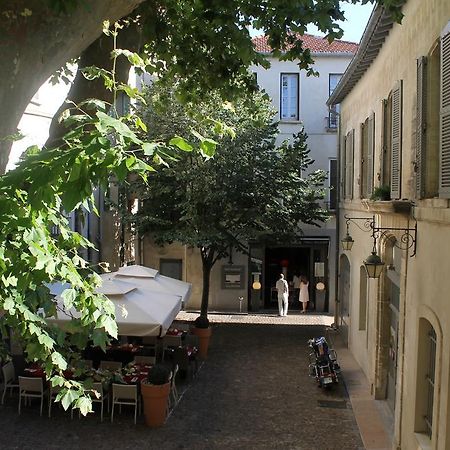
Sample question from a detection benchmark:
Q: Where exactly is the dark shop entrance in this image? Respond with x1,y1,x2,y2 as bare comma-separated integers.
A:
248,241,329,312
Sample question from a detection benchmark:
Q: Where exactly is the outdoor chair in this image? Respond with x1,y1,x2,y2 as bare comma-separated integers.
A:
18,376,46,416
111,383,139,425
168,364,179,409
184,334,200,348
99,360,122,371
77,359,93,369
132,355,156,365
87,382,109,422
142,336,159,358
1,361,19,404
173,346,197,380
162,335,182,360
48,385,73,419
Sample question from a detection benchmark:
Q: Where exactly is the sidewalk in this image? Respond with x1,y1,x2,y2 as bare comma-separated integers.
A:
328,329,393,450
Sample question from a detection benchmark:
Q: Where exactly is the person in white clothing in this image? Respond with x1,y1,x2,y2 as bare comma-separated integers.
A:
275,273,289,316
299,275,309,313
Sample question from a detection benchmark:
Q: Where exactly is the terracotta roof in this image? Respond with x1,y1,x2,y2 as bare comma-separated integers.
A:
252,34,359,54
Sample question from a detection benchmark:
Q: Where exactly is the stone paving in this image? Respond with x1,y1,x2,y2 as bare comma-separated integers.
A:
0,313,363,450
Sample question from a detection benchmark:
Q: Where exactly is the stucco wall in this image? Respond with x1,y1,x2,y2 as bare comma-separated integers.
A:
338,1,450,448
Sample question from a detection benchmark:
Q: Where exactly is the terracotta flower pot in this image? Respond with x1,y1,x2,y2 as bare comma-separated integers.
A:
192,326,212,359
141,381,170,427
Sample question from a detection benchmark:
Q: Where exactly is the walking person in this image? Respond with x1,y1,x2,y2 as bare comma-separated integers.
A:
275,273,289,316
299,275,309,313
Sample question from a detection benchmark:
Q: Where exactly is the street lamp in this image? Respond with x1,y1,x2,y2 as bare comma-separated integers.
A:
341,222,354,251
252,273,261,290
342,214,417,278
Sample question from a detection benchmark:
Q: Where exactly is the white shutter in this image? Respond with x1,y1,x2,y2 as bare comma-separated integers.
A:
390,80,403,199
439,23,450,197
367,112,375,197
416,56,427,199
281,74,299,120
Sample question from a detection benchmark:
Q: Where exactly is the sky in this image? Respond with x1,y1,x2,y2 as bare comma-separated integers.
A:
307,2,374,43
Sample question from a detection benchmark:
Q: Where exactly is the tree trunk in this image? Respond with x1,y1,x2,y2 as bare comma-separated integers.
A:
0,0,144,173
195,248,215,328
46,21,140,148
200,261,212,319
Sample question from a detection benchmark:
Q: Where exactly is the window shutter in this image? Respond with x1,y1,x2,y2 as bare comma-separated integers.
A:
390,80,403,199
340,133,346,199
367,112,375,197
439,23,450,197
345,130,354,199
360,122,366,198
416,56,427,199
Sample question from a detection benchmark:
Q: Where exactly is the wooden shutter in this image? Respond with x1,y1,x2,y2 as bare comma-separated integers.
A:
416,56,427,199
345,130,354,199
360,122,367,198
340,132,346,199
367,112,375,197
390,80,403,199
440,23,450,197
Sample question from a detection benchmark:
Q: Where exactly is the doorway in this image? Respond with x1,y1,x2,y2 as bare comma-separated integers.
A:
264,246,311,310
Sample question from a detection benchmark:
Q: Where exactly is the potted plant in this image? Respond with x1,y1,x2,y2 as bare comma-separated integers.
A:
192,315,212,360
141,364,171,427
370,185,391,201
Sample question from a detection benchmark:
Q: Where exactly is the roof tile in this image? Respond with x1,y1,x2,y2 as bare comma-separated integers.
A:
252,34,358,54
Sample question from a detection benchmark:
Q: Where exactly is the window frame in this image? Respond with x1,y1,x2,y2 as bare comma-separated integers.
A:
280,73,300,121
328,73,343,129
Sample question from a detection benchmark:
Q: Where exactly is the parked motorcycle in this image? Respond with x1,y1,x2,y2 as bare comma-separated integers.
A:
308,336,340,388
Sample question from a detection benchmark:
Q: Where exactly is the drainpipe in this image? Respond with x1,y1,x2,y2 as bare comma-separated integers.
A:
334,123,342,328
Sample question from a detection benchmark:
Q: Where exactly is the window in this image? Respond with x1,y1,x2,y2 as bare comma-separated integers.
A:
439,22,450,198
280,73,299,121
329,159,338,210
359,266,368,331
329,74,343,128
360,113,375,198
344,130,355,199
415,319,437,441
160,259,183,280
424,328,437,437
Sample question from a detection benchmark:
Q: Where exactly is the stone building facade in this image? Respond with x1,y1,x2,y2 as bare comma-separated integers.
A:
328,1,450,448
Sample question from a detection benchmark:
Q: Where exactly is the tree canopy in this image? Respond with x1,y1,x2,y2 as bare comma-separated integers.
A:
0,0,405,172
132,81,329,326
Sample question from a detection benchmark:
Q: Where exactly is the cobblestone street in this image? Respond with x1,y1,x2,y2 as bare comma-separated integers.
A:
0,313,363,449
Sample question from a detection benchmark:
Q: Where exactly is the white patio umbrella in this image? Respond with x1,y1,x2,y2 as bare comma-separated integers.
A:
102,264,192,307
47,275,183,337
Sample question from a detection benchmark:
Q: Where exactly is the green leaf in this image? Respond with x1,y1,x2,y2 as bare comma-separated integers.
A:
97,314,118,339
135,117,147,132
51,352,67,371
61,389,79,411
169,136,193,152
61,288,76,310
76,395,93,416
200,138,217,158
96,112,141,145
142,142,158,156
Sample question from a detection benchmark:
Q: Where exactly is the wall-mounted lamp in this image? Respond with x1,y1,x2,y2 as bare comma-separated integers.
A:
252,273,261,290
342,214,417,279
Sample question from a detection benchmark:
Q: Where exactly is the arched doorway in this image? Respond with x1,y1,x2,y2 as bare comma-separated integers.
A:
339,254,351,346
